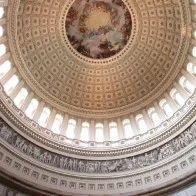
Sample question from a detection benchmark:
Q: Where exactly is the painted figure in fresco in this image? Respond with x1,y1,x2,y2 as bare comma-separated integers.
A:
68,158,73,170
33,147,41,159
94,161,100,173
178,136,186,147
108,160,120,172
0,125,12,140
27,144,34,156
51,155,59,165
173,139,181,151
184,130,193,142
78,160,85,172
101,161,109,173
21,143,27,152
190,122,196,138
60,157,65,169
66,7,78,27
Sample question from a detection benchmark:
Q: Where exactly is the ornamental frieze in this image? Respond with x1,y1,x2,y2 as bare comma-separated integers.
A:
0,117,195,174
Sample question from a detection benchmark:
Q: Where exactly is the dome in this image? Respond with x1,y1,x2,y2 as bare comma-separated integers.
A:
0,0,195,195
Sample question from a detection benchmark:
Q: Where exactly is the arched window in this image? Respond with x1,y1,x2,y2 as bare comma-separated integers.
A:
0,26,4,37
3,75,19,95
136,114,148,134
170,89,185,107
179,76,195,94
192,47,196,57
25,99,39,118
122,119,133,139
51,114,63,134
148,107,161,127
80,122,89,142
109,122,118,141
160,99,173,118
66,119,76,139
38,107,51,127
14,88,28,108
0,44,6,57
95,123,104,142
0,60,11,78
0,7,4,19
194,30,196,39
187,62,196,77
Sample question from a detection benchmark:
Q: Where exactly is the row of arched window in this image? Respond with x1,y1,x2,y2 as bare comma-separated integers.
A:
0,60,195,141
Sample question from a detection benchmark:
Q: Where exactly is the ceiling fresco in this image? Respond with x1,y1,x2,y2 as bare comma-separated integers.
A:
66,0,132,59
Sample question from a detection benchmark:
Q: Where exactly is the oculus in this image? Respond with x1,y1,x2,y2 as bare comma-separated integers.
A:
66,0,132,59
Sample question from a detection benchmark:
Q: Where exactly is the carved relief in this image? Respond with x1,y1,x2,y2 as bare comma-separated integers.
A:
0,117,195,174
